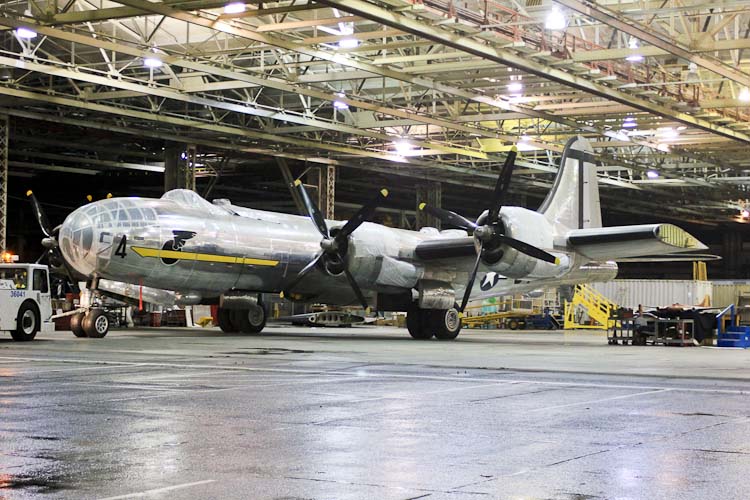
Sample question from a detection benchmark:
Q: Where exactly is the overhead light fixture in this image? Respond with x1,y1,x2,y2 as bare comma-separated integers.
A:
658,127,679,140
394,138,414,156
742,209,750,219
333,92,349,110
740,87,750,102
626,38,643,63
507,81,523,93
545,5,567,31
143,57,163,68
517,135,538,151
338,38,359,49
0,67,12,81
646,170,659,179
507,75,523,93
686,62,699,82
223,2,245,14
15,27,37,39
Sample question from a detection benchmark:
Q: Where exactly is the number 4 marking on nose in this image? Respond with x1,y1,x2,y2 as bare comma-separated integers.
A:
115,235,127,258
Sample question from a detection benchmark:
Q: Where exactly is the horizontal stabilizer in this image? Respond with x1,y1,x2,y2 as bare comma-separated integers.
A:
567,223,708,261
613,253,720,263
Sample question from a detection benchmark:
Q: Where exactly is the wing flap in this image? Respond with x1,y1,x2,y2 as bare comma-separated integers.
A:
567,223,708,261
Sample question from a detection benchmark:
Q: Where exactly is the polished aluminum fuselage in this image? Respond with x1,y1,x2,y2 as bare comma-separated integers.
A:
58,191,617,307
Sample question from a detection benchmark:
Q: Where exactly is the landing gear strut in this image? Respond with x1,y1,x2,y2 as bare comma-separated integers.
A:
406,303,462,341
69,280,110,338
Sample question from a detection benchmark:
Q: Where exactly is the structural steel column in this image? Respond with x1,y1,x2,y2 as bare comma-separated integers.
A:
164,142,196,192
323,165,335,220
415,182,442,230
0,115,8,253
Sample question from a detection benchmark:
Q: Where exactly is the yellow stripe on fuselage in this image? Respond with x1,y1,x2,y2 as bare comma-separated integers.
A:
131,246,279,267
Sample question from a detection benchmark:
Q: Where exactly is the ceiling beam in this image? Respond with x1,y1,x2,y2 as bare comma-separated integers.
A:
556,0,750,88
318,0,750,144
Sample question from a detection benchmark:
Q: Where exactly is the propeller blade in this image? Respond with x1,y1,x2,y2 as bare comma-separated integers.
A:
334,189,389,244
26,190,53,238
342,266,368,310
497,234,559,264
487,147,517,225
460,242,483,312
294,179,329,239
283,251,324,295
418,203,477,232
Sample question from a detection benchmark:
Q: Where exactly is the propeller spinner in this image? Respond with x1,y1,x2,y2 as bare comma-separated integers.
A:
419,147,559,312
282,180,389,310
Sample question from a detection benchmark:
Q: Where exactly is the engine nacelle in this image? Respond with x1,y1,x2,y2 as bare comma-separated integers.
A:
481,208,564,279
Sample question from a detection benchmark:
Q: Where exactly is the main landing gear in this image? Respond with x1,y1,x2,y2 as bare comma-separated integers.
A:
217,303,268,334
407,303,462,341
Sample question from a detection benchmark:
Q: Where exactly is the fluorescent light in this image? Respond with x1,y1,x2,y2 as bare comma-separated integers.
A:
143,57,163,68
622,116,637,128
15,27,37,39
338,38,359,49
223,2,245,14
507,81,523,93
646,170,659,179
394,138,414,156
658,127,679,140
545,6,567,31
333,93,349,110
626,38,643,62
517,135,538,151
740,87,750,102
686,62,699,82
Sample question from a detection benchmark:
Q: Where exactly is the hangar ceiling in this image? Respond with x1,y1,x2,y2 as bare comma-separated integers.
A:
2,0,750,223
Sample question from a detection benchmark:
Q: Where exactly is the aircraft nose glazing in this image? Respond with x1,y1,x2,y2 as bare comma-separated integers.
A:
59,207,97,277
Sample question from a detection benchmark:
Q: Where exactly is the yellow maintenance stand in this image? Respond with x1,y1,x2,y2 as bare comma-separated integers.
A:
564,284,619,330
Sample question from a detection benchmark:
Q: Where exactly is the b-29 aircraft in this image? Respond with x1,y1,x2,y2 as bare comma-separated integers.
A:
30,136,709,339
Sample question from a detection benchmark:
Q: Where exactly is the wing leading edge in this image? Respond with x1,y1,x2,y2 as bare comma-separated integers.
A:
567,223,714,262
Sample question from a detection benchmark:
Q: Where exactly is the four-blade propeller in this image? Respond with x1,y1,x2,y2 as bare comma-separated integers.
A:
282,180,388,310
419,147,559,312
26,190,79,290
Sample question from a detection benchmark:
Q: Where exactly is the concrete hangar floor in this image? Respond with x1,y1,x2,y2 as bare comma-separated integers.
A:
2,326,750,500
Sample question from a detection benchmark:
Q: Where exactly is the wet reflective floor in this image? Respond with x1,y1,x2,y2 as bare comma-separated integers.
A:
2,325,750,499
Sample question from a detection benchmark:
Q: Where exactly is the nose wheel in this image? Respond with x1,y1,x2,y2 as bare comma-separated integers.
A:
71,309,110,338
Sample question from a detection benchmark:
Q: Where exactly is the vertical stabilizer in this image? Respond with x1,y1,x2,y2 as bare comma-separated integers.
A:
538,136,602,229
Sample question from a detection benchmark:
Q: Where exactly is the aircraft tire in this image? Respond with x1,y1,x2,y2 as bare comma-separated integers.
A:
11,301,39,342
217,307,237,333
231,305,267,334
431,305,462,341
406,304,433,340
70,313,87,338
82,309,109,339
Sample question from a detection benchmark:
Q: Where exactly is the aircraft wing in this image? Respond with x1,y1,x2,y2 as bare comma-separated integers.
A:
414,237,476,260
567,223,711,261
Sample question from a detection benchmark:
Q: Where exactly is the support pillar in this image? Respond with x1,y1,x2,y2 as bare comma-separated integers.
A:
0,115,8,253
415,182,442,230
323,165,335,220
163,142,196,192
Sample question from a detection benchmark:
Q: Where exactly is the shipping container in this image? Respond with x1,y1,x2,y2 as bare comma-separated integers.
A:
590,280,713,310
711,281,750,308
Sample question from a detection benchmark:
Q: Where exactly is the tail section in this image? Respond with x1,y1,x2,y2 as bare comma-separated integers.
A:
538,136,602,229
